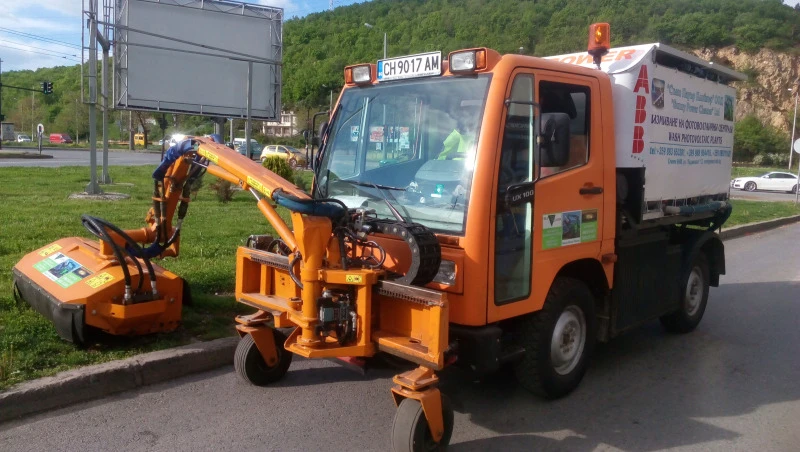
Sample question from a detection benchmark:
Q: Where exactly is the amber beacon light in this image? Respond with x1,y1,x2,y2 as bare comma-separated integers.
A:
587,22,610,68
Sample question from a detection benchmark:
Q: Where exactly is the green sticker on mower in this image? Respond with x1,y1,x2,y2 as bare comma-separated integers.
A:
34,252,92,288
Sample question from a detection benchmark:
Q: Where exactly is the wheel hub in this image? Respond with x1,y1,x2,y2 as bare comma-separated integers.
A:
550,306,587,375
685,266,703,316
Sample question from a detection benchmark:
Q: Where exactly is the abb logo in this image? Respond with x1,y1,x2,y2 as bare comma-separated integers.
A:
632,65,649,154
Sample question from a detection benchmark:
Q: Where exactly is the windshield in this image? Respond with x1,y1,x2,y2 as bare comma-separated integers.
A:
316,75,490,234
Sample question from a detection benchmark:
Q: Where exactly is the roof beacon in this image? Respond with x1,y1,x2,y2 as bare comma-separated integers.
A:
587,22,610,69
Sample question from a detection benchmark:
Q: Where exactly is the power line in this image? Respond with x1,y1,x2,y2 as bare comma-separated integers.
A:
0,39,79,58
0,43,81,63
0,27,81,50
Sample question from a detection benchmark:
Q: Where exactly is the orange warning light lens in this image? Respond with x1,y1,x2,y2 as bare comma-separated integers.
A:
588,22,610,56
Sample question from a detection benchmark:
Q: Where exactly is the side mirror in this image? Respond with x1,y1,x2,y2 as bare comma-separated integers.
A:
539,112,571,167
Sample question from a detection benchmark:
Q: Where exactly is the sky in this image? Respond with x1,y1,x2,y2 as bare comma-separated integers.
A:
1,0,799,72
0,0,363,72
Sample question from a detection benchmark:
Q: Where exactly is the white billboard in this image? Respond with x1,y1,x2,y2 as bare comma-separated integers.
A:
114,0,282,120
547,44,745,204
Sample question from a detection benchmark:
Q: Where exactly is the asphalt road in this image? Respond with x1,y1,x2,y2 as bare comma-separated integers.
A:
0,148,161,167
3,224,800,451
730,188,800,202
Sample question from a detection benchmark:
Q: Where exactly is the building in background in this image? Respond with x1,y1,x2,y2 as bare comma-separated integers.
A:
262,111,297,137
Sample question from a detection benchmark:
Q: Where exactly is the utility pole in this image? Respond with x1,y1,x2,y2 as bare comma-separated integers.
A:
75,99,80,144
790,81,799,170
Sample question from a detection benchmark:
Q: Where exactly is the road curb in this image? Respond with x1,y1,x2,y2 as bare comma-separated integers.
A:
0,152,53,159
720,214,800,241
2,214,798,425
0,336,237,424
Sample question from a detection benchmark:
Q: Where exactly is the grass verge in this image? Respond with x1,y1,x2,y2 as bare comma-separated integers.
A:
728,199,800,227
0,165,292,390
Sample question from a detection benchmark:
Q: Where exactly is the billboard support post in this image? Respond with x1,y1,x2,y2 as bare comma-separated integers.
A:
246,61,253,158
85,0,102,195
101,41,112,184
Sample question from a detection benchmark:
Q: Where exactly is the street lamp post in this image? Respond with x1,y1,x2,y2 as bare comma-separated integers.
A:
790,85,799,171
364,23,387,59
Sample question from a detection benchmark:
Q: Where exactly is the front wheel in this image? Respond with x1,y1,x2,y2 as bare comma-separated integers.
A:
391,395,454,452
514,277,596,399
234,329,292,386
660,254,710,333
744,181,757,192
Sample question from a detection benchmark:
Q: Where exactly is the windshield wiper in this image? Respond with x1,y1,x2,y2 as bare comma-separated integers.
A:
340,179,409,222
343,180,407,191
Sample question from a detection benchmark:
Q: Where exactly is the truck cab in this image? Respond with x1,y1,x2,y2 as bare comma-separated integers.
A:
313,42,742,397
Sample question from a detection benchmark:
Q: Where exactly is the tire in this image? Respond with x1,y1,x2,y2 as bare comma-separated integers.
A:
660,253,710,334
744,181,757,192
514,277,596,399
791,185,798,194
289,158,298,169
391,394,454,452
234,329,292,386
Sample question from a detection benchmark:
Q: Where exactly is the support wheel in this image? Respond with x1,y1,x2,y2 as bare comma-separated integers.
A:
391,395,454,452
660,254,709,333
514,277,596,399
744,181,757,192
234,330,292,386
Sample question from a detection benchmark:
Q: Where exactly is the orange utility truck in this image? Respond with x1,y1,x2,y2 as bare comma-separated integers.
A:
13,24,744,451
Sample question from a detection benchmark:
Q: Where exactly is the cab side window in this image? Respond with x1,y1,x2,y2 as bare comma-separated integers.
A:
539,81,590,177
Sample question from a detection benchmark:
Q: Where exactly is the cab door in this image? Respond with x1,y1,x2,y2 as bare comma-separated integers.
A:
488,70,606,322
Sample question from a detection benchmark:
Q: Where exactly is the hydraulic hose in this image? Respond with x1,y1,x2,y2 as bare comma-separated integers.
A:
82,215,158,298
272,189,347,219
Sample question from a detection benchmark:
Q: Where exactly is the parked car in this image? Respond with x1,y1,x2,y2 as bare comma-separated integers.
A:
731,171,799,193
16,134,32,143
49,133,73,144
260,145,308,168
235,140,262,159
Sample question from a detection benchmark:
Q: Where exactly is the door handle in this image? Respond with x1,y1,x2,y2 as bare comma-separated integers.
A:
579,186,603,195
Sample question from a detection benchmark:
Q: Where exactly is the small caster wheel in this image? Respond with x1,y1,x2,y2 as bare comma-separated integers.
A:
391,394,454,452
234,329,292,386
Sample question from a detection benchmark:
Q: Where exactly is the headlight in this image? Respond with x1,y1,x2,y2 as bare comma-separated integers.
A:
448,49,487,73
432,260,456,286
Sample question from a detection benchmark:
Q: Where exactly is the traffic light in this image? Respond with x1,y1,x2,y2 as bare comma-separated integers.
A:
41,81,53,94
40,82,46,94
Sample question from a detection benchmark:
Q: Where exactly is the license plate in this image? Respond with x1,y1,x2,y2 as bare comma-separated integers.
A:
377,52,442,82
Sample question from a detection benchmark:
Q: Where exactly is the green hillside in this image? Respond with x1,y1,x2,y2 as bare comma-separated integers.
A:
1,0,798,135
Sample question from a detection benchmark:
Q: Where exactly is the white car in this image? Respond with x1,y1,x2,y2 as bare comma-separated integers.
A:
731,171,799,193
16,134,32,142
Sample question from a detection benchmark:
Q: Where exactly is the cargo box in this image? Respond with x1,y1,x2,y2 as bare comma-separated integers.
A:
547,44,746,220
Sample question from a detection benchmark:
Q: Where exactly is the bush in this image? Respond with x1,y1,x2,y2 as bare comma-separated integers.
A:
752,153,772,166
734,115,790,163
208,177,236,203
262,156,294,181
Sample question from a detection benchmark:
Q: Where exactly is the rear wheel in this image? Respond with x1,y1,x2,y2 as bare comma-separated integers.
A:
514,277,596,399
289,158,298,169
660,254,709,333
744,181,757,192
791,184,798,194
391,394,454,452
234,329,292,386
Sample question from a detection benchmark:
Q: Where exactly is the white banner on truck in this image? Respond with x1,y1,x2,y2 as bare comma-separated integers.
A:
547,44,742,204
